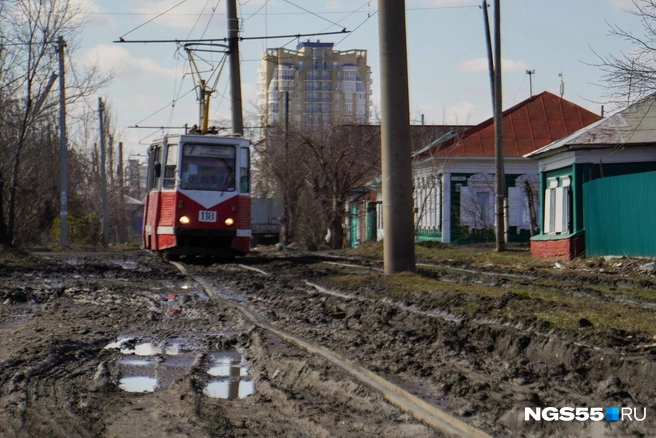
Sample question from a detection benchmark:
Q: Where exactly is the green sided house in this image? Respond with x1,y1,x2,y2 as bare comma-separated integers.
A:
409,91,602,244
525,93,656,259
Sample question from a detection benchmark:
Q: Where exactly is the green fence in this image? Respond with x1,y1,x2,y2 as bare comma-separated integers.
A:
583,171,656,257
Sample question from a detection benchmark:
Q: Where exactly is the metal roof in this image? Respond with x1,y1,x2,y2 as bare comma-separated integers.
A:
416,91,601,159
525,93,656,158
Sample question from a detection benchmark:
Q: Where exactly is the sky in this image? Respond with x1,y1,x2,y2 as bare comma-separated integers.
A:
72,0,644,158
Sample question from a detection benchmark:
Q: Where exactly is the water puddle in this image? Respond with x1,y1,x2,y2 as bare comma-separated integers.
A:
111,259,139,270
118,357,156,367
207,351,249,377
64,257,83,266
218,290,249,302
204,379,254,399
119,376,157,392
107,336,254,397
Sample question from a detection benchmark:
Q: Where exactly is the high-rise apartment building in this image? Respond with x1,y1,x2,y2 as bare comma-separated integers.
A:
257,40,371,126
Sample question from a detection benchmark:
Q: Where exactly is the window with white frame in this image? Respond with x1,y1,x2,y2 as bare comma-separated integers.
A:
508,174,540,234
543,176,570,234
460,174,495,230
414,176,441,232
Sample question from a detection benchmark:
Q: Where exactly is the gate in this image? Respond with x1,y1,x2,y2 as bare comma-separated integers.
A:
583,171,656,257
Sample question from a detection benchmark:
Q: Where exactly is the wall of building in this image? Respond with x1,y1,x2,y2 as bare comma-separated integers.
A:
258,42,371,127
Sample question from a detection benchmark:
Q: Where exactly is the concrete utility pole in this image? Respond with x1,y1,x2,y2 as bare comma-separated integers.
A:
378,0,416,273
493,0,506,251
227,0,244,136
57,36,68,248
482,1,495,109
99,98,109,247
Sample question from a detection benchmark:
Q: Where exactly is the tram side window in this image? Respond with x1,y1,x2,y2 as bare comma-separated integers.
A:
163,144,178,189
147,146,162,191
240,147,250,193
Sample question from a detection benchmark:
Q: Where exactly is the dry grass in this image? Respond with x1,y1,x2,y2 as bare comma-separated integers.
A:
326,243,656,337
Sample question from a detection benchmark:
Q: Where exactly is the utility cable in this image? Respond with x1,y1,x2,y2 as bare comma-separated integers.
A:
283,0,346,30
243,0,270,22
199,0,222,41
334,10,377,47
185,0,212,41
134,87,196,127
119,0,190,40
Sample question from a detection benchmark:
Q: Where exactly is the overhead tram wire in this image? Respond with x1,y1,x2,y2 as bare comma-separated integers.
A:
134,87,197,127
113,29,350,44
242,0,270,22
317,1,370,36
184,0,213,41
283,0,346,30
93,4,482,19
335,10,377,47
198,0,222,41
118,0,190,40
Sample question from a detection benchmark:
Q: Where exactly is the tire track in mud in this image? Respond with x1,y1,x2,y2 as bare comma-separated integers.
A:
183,255,656,438
171,261,491,438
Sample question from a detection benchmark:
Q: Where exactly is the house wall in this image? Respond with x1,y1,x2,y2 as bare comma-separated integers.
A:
449,172,536,244
533,160,656,259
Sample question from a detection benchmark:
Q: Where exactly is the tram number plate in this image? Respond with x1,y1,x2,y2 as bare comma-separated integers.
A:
198,211,217,222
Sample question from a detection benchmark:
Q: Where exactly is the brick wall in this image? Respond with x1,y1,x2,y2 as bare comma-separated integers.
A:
530,235,585,260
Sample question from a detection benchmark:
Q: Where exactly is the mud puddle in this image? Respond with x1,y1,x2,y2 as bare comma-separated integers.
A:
106,336,254,398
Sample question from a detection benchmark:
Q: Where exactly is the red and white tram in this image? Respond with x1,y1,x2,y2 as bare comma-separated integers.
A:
142,134,251,259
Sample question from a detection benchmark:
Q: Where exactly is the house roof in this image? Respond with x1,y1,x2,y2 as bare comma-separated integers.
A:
416,91,602,160
525,93,656,158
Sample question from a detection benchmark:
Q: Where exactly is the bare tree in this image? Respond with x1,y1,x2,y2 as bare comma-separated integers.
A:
253,125,306,245
293,124,380,249
593,0,656,105
0,0,109,246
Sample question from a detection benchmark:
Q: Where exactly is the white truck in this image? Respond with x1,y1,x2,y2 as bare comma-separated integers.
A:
251,198,283,246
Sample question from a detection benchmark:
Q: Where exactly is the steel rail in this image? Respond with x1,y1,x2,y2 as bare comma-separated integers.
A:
169,260,491,438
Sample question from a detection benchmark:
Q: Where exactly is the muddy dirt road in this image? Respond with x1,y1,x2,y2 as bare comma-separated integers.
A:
0,247,654,437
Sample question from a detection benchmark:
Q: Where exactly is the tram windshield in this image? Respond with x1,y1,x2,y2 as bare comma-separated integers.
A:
179,143,236,191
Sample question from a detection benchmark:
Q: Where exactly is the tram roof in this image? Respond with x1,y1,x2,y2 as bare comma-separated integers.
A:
152,133,251,146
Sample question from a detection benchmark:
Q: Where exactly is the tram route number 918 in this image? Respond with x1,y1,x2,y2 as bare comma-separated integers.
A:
199,211,217,222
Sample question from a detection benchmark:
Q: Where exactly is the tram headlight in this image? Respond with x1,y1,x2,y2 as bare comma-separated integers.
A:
179,215,190,225
224,217,234,226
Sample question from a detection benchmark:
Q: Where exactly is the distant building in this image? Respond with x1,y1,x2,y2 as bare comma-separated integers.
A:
257,40,372,126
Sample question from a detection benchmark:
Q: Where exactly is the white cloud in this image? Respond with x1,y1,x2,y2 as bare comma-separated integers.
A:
459,57,527,73
83,44,177,79
72,0,116,27
609,0,639,12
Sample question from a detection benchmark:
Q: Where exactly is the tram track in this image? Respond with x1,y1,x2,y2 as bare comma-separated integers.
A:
170,260,491,438
175,252,656,437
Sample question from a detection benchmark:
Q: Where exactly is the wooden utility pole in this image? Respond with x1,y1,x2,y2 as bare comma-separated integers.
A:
99,98,109,247
227,0,244,136
57,36,68,247
378,0,416,273
493,0,506,251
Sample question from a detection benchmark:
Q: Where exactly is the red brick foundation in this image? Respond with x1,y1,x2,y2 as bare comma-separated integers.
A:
530,234,585,260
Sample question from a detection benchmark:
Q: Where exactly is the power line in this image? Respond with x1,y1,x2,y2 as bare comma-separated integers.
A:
335,10,377,47
134,87,197,126
242,0,270,22
91,5,479,17
119,0,190,39
114,29,349,44
184,0,213,41
283,0,346,30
